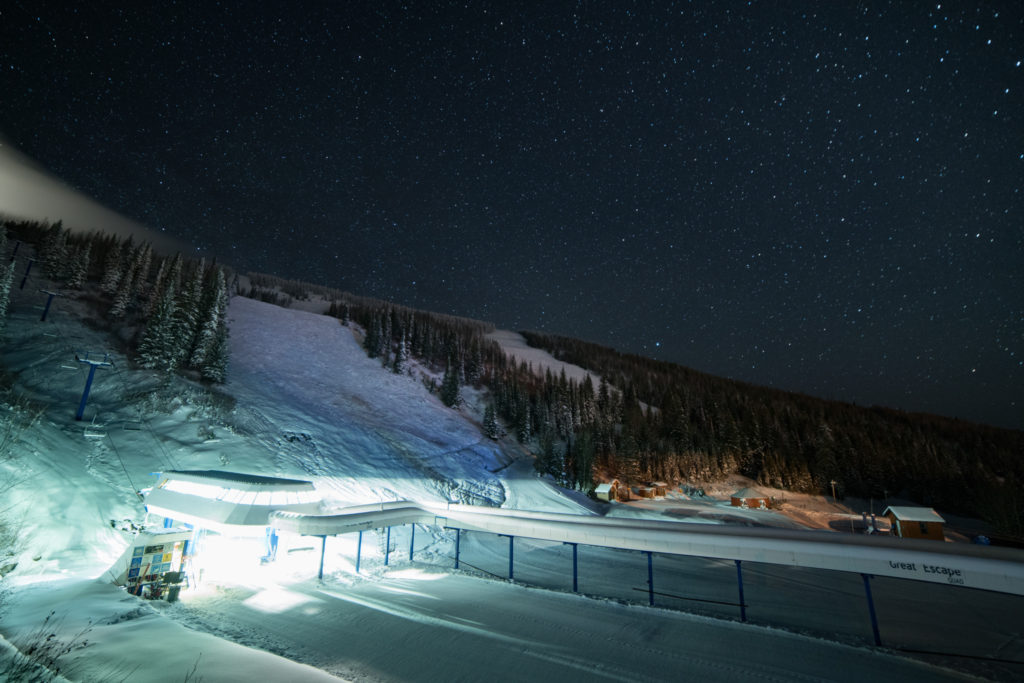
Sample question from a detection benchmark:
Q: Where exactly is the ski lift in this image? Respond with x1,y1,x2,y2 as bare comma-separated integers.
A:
123,419,143,431
84,416,107,439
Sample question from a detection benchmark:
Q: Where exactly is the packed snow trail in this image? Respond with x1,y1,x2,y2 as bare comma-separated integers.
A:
167,568,977,683
225,295,507,507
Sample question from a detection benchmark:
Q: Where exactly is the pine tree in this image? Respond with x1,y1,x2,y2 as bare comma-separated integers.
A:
440,357,461,407
109,266,136,317
200,321,229,382
137,279,178,371
145,258,169,316
483,402,500,440
39,221,68,279
190,267,227,370
66,243,91,289
392,328,406,374
172,259,205,366
0,241,13,336
99,244,123,294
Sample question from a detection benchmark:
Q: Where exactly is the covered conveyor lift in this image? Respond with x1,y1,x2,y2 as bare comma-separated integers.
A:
270,501,1024,597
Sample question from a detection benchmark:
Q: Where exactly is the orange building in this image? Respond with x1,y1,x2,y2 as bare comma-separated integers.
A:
730,487,771,509
883,506,946,541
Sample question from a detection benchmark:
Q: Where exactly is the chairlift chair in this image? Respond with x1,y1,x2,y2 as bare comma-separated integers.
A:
84,415,107,439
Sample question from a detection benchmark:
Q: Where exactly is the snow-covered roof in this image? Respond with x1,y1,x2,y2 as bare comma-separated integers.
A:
731,487,769,499
883,506,945,523
145,469,321,533
159,469,316,490
594,483,614,493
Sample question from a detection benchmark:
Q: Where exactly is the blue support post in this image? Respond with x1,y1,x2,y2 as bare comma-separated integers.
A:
861,573,882,646
409,524,416,561
564,542,578,592
163,517,173,529
735,560,747,622
318,535,327,580
454,528,461,569
75,354,112,421
40,291,60,321
646,551,654,606
19,258,34,289
76,364,100,421
507,535,514,580
356,530,363,573
385,526,391,566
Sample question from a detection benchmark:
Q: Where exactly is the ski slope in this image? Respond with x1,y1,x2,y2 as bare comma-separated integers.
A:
2,283,1023,681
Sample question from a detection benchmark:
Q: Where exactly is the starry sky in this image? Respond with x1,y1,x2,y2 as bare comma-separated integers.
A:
1,2,1021,430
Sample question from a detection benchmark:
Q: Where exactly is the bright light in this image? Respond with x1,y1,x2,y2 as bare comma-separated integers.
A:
242,587,322,614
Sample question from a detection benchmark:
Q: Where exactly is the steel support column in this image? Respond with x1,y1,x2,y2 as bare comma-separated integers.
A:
564,542,579,592
646,551,654,606
861,573,882,646
499,534,514,580
317,535,327,580
735,560,747,622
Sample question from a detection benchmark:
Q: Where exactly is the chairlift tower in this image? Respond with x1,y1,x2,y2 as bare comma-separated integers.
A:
19,257,36,289
39,289,65,322
75,352,113,421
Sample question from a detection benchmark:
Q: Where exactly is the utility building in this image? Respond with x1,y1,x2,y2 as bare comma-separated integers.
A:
883,506,946,541
730,487,772,509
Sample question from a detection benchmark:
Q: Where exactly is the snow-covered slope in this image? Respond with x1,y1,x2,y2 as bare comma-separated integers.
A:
2,279,1020,682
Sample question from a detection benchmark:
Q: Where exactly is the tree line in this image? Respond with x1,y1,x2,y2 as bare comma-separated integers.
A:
2,219,231,382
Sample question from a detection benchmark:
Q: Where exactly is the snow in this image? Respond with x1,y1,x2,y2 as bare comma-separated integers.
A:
486,329,599,387
2,278,1022,681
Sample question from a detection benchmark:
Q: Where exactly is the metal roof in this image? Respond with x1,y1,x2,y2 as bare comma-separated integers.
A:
883,506,945,523
731,487,769,499
161,469,315,490
144,470,320,533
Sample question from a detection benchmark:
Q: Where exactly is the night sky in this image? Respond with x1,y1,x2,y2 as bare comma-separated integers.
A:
1,2,1021,430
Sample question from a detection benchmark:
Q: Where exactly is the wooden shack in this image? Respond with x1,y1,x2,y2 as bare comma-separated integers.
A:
730,487,771,509
883,506,946,541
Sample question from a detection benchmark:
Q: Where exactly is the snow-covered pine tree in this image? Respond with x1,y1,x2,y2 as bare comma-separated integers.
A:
130,244,152,300
466,338,483,385
99,244,123,294
39,221,68,279
483,402,500,440
380,308,392,367
189,267,227,371
391,327,406,374
137,278,178,371
0,251,12,337
66,243,91,289
109,266,136,317
144,258,168,316
171,258,205,366
363,310,380,358
439,357,461,407
199,321,229,382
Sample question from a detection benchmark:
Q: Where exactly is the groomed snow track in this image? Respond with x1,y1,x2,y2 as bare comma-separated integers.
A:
271,501,1024,596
